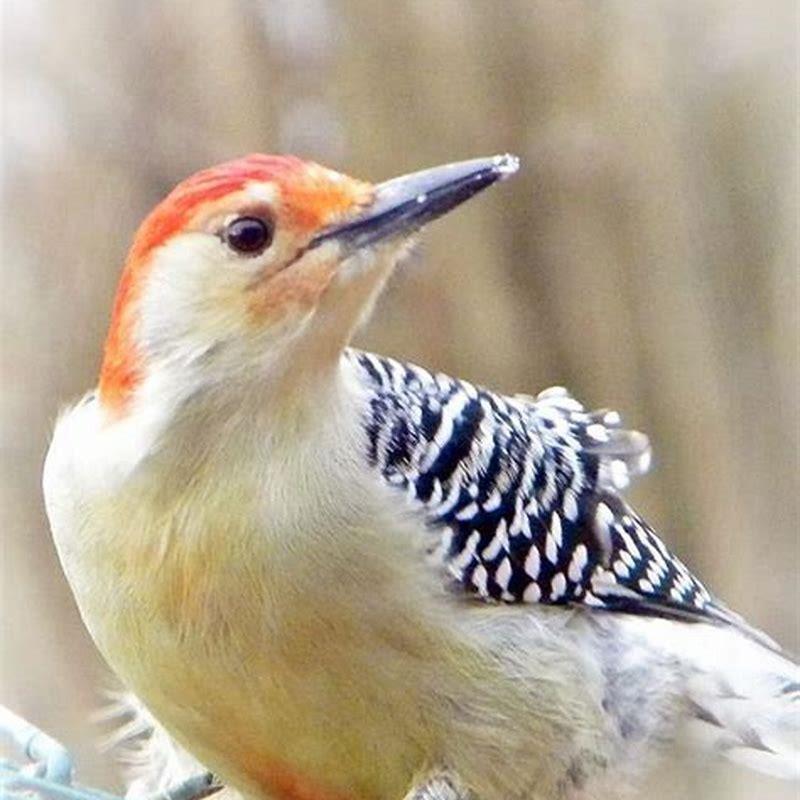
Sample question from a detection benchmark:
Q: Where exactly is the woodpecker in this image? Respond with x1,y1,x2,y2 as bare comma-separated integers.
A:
44,154,798,800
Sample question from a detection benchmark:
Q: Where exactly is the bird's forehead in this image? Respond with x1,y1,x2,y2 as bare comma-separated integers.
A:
130,154,372,263
268,161,373,231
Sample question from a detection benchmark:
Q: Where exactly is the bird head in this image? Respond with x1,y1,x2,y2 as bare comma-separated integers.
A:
98,153,519,415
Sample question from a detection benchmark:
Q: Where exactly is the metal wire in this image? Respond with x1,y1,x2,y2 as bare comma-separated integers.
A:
0,706,221,800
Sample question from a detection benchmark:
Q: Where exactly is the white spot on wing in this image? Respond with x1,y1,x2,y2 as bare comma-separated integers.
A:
583,591,605,607
586,423,609,442
483,487,502,512
613,559,631,578
550,572,567,600
437,481,462,516
568,544,589,582
481,518,508,561
550,512,563,547
472,564,489,595
545,532,559,565
451,530,480,571
562,489,579,522
537,386,569,400
523,582,541,602
524,545,541,579
619,529,641,560
610,459,629,489
455,502,479,521
440,526,454,554
509,510,531,538
495,557,512,591
420,391,470,471
594,502,615,561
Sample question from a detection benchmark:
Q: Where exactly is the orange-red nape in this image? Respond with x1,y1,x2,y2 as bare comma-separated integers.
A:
98,154,370,415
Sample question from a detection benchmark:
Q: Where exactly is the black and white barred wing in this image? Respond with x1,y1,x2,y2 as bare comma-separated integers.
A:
351,349,739,627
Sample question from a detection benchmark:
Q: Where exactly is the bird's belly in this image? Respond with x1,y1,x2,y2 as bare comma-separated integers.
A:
126,644,426,800
56,489,618,800
70,500,443,800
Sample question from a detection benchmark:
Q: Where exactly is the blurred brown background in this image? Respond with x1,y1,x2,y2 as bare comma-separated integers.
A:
2,1,798,798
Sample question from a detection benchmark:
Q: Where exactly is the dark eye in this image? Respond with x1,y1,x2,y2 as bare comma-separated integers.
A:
223,216,274,256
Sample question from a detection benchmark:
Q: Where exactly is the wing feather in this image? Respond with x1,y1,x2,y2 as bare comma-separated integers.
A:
349,349,777,649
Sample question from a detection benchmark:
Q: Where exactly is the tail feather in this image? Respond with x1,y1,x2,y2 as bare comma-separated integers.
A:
723,742,800,781
631,616,800,780
686,663,800,780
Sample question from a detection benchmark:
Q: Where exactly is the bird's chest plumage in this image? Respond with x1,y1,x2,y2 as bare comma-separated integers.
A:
52,440,446,800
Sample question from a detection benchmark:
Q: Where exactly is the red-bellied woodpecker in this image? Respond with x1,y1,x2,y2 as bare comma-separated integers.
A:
44,155,798,800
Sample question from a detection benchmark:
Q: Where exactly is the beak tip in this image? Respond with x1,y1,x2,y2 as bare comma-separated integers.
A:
492,153,521,179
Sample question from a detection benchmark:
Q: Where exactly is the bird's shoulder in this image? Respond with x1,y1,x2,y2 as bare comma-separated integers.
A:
344,348,758,638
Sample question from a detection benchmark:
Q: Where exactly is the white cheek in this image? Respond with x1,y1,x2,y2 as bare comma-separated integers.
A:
136,234,313,379
138,236,249,353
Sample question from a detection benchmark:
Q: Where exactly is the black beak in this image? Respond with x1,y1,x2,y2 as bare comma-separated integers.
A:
309,154,520,251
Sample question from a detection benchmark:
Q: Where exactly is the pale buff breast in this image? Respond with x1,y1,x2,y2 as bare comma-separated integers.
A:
45,398,606,800
46,415,453,800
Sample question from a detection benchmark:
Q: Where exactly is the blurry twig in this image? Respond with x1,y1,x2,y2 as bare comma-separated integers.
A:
0,706,221,800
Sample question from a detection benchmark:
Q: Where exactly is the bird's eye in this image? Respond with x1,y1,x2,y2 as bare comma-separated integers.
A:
223,216,274,256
